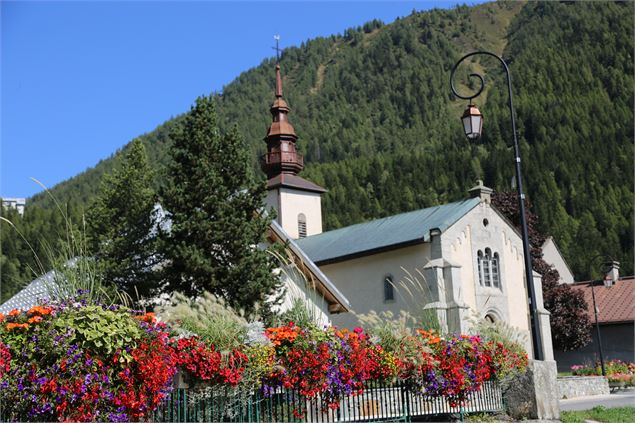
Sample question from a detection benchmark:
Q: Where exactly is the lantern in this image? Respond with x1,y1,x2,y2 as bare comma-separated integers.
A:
461,104,483,140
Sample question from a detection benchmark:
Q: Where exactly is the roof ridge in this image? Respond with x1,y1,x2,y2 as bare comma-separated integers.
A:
301,197,477,241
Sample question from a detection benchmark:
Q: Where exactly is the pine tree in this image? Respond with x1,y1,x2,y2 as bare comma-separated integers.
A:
160,95,278,314
86,139,159,299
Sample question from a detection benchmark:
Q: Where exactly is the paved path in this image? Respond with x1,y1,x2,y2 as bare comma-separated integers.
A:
559,388,635,411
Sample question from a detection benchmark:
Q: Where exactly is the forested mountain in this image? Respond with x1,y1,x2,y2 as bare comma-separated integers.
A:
2,1,633,301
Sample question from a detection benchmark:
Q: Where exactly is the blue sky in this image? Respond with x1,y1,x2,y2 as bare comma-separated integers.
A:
2,1,483,199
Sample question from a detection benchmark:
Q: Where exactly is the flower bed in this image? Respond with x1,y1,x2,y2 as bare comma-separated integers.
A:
570,360,635,390
0,297,528,422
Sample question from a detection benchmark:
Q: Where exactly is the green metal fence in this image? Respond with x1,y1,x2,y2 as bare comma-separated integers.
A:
151,380,504,422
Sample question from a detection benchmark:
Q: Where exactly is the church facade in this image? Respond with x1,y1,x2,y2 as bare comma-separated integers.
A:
260,63,553,360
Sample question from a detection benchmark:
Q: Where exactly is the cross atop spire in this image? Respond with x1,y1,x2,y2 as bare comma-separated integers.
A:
272,35,282,62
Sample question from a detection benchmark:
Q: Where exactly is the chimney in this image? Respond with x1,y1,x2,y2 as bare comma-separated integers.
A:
468,180,493,204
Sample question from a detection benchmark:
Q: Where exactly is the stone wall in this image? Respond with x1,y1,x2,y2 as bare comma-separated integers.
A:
557,376,609,399
503,360,560,420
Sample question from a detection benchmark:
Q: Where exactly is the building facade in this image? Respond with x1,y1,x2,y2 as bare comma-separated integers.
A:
259,63,553,360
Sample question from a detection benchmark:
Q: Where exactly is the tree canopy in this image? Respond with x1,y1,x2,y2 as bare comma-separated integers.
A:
160,96,278,313
86,139,160,299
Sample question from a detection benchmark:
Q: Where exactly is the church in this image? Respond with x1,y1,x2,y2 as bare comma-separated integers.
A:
260,63,554,360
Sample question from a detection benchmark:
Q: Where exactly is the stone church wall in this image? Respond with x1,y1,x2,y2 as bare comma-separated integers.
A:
324,244,432,329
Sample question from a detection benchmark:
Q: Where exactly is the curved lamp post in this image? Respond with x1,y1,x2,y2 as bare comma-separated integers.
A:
589,256,620,376
450,51,544,360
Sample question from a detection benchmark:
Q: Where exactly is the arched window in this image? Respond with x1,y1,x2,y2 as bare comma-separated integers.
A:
384,275,395,302
298,213,307,238
477,248,502,289
483,248,492,287
492,252,500,288
477,250,484,286
484,314,496,324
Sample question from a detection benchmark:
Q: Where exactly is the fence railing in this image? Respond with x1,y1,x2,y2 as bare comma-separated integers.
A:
151,380,504,422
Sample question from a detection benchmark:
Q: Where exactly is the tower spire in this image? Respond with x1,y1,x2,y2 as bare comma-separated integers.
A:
275,64,283,98
260,41,303,179
260,35,326,240
273,35,283,98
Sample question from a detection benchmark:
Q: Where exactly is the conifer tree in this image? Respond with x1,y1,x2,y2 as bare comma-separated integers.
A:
160,95,278,313
86,139,159,298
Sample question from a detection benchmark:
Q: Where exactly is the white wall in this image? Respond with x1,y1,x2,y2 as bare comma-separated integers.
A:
542,237,575,284
306,199,544,357
442,201,532,353
272,265,332,327
266,188,323,239
321,244,432,329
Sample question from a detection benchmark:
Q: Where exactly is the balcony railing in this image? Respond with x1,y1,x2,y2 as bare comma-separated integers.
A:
261,151,304,168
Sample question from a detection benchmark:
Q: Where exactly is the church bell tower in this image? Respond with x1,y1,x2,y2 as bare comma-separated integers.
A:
261,63,325,239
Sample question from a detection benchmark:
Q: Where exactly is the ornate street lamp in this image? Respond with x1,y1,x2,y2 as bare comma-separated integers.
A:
461,104,483,140
450,51,544,360
590,258,620,376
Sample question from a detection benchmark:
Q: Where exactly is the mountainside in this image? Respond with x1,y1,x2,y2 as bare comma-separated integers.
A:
4,1,633,301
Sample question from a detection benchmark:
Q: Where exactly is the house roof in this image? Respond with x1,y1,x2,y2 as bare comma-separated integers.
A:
0,270,55,314
266,173,327,193
296,197,481,265
571,277,635,324
268,220,350,313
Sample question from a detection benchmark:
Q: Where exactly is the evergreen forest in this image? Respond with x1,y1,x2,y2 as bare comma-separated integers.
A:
2,1,633,302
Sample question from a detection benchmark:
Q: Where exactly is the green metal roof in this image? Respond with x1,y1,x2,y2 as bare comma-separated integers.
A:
296,197,480,265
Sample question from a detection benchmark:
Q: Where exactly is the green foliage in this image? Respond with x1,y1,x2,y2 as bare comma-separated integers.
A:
157,291,248,351
561,406,635,423
9,1,634,295
276,298,317,330
1,187,117,306
46,257,118,306
1,206,46,301
86,138,160,299
160,96,278,314
482,1,634,279
53,305,142,360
